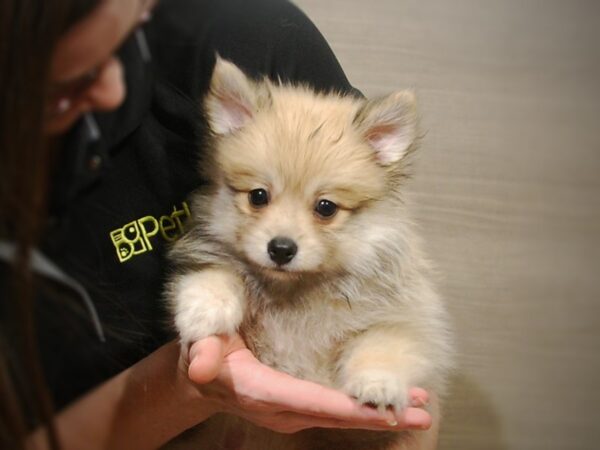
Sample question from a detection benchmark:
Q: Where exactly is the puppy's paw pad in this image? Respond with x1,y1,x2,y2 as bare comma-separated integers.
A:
343,370,410,412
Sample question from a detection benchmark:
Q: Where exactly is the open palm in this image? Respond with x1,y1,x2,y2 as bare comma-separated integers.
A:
184,334,432,434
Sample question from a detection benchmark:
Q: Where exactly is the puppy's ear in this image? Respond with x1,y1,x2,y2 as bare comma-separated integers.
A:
205,56,261,135
354,91,418,165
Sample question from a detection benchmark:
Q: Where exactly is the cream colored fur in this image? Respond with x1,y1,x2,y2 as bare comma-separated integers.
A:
165,57,453,450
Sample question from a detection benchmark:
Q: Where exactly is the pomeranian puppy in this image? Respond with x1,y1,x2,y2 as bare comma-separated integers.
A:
165,57,453,450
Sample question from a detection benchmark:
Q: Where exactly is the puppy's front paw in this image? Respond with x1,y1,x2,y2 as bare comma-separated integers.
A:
171,269,245,345
343,370,410,413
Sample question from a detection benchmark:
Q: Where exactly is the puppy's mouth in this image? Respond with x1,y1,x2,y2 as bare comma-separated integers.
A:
258,267,327,289
244,257,318,281
259,264,306,279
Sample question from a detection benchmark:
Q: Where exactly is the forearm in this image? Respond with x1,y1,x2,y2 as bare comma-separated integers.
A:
28,341,211,450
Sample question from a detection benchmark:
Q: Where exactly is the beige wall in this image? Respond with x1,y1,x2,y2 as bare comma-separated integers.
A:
293,1,600,448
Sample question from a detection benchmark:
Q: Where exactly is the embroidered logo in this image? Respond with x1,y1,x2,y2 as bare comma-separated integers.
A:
110,202,191,263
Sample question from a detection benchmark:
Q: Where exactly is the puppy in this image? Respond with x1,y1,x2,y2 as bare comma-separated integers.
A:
165,57,453,450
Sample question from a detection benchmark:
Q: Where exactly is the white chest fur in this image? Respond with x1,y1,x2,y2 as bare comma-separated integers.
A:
243,283,393,387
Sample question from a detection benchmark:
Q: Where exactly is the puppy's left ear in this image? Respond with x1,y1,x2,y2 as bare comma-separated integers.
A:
205,56,264,135
354,91,418,165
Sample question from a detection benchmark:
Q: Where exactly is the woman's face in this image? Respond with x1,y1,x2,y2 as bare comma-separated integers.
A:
46,0,157,135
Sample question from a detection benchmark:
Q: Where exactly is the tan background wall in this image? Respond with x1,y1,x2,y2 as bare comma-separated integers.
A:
293,1,600,448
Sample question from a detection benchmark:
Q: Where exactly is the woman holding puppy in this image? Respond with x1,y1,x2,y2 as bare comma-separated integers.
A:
0,0,438,448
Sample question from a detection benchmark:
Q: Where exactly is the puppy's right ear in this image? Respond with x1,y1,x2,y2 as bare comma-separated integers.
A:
205,56,259,135
354,90,418,166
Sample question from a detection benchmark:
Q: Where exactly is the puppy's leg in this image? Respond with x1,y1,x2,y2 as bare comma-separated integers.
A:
170,268,246,346
336,324,436,414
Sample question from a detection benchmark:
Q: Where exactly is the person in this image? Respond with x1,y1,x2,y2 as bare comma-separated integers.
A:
0,0,439,448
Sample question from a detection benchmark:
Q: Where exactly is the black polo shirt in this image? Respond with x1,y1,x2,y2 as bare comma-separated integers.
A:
3,0,359,410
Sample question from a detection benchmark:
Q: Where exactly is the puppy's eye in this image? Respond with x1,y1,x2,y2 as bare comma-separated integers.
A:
249,188,269,207
315,199,338,218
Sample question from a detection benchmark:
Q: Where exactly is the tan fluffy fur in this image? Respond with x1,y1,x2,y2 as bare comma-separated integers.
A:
165,58,453,450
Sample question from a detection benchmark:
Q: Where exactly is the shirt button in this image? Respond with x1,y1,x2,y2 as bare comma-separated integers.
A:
88,154,103,171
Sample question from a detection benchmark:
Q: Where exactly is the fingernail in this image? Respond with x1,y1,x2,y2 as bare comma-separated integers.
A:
379,406,398,427
385,409,398,427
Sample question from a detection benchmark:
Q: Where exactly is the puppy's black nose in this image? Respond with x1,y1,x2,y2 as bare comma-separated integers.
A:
268,237,297,266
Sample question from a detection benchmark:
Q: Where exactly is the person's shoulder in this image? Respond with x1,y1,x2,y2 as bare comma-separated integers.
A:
147,0,288,55
148,0,359,100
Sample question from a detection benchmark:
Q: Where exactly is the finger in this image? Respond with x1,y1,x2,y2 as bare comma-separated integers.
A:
188,336,226,384
256,370,390,422
322,407,431,431
409,387,429,407
325,406,431,431
258,369,433,427
395,407,432,430
265,407,432,433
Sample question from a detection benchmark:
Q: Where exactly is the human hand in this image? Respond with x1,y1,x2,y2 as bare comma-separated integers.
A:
179,333,432,434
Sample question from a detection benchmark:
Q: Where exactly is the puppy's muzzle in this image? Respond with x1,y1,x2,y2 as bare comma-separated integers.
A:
268,237,297,266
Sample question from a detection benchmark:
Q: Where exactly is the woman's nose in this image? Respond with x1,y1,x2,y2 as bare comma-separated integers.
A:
84,56,126,112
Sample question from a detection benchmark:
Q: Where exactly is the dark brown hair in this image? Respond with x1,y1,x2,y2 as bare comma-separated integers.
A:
0,1,99,448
